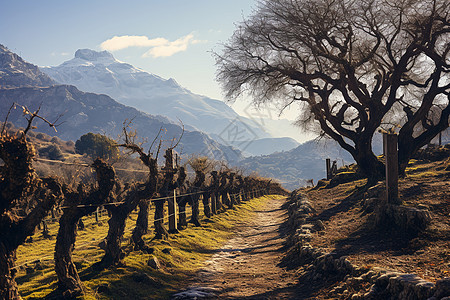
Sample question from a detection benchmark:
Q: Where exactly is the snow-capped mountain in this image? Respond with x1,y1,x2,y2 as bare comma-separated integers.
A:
42,49,271,143
0,44,242,162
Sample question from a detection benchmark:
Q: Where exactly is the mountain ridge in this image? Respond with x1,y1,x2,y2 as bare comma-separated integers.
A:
0,45,242,162
0,44,55,88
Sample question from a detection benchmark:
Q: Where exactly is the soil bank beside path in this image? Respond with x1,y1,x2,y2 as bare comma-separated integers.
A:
174,195,305,299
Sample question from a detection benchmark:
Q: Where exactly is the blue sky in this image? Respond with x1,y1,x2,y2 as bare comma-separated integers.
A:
1,0,313,143
1,0,256,103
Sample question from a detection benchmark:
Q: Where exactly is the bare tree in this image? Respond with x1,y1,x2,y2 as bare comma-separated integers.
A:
216,0,449,181
155,148,178,238
188,156,217,218
174,166,189,229
54,159,115,297
210,171,222,211
118,125,161,250
0,106,62,300
96,122,160,267
188,170,206,227
176,167,190,229
219,171,232,208
153,124,184,238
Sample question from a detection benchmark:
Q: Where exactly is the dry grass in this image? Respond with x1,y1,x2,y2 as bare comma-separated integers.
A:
306,158,450,283
16,195,277,299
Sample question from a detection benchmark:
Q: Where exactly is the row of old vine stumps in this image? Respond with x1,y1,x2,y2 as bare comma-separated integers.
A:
285,190,450,300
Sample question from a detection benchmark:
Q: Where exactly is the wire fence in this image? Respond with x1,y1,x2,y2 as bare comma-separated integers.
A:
35,157,149,173
16,188,271,270
34,157,197,174
13,156,274,271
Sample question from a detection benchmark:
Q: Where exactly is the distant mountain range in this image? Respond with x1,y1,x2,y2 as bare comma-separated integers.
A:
240,138,355,190
41,49,300,156
242,131,450,190
0,44,241,162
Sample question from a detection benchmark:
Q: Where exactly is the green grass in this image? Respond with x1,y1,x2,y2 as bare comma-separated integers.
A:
16,195,280,299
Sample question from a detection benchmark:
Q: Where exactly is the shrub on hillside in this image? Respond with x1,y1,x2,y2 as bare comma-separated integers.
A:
75,132,119,160
50,136,61,144
38,144,65,161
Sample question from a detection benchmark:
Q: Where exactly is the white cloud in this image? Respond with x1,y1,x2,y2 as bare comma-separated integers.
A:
100,33,206,58
100,35,167,51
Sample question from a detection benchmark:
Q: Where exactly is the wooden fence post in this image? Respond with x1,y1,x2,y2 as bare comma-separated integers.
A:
168,190,178,233
383,133,400,205
326,158,331,180
331,160,337,177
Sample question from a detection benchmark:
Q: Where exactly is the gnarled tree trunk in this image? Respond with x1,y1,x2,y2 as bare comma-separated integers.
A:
202,192,212,218
0,244,19,300
354,138,385,184
154,198,169,239
0,135,62,300
131,199,150,250
96,184,146,268
54,211,84,297
100,207,127,267
189,194,201,227
177,196,189,229
55,159,115,295
215,191,223,211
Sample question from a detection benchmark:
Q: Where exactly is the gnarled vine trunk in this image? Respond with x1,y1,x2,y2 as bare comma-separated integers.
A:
154,197,169,239
100,205,128,267
189,194,201,227
95,183,146,268
202,192,212,218
0,134,62,300
54,212,84,297
177,195,189,229
0,244,19,300
54,159,115,296
131,199,150,250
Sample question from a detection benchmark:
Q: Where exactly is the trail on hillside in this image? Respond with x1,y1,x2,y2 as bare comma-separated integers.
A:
174,196,303,299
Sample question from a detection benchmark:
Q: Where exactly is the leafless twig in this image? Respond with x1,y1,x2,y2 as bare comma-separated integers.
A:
1,103,16,136
18,104,60,137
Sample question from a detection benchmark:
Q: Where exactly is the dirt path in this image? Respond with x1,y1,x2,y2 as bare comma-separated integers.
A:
174,196,303,299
